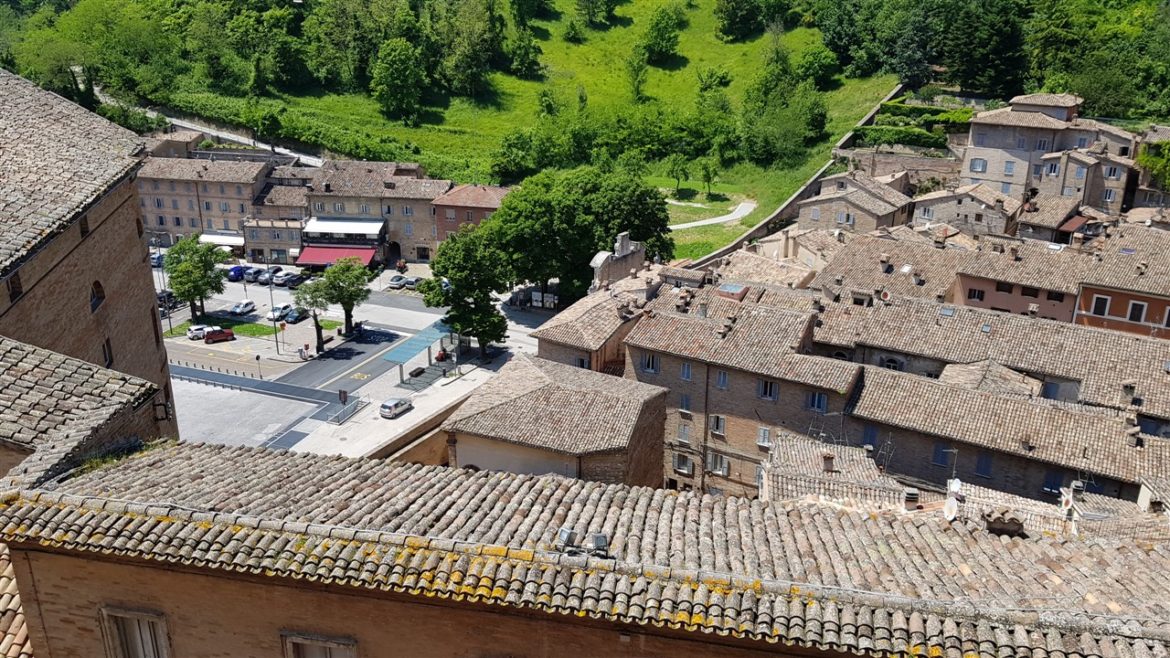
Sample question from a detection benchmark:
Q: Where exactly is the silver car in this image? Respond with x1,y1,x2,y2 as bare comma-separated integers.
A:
379,398,414,419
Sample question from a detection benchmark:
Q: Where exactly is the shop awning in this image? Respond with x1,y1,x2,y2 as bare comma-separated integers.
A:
296,245,377,266
199,233,245,247
303,218,384,236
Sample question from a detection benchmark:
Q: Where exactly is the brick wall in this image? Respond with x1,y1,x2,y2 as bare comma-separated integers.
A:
536,341,593,369
797,198,888,234
0,176,176,438
1076,286,1170,338
835,150,961,185
12,549,817,658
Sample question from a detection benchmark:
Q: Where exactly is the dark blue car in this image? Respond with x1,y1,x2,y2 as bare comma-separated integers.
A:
226,265,245,282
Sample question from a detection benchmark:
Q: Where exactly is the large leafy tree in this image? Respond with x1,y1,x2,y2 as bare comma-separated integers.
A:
293,279,332,354
943,0,1026,98
370,37,425,123
641,3,684,64
714,0,760,41
320,257,371,336
163,236,228,321
418,225,508,359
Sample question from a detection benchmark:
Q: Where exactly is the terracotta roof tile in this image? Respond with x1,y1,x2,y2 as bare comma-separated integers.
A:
530,291,642,351
138,158,268,184
0,71,143,276
442,355,666,455
432,184,509,209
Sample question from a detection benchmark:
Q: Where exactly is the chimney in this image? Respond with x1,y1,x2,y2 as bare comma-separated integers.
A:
912,271,924,286
879,253,891,265
903,487,921,511
1137,261,1149,276
629,268,637,279
1123,380,1137,402
698,302,708,318
1009,246,1021,261
834,274,844,285
446,433,458,467
822,452,836,473
1070,479,1086,502
995,199,1005,212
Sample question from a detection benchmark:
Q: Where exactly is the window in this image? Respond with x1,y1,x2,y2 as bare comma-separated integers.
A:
920,206,934,219
282,634,357,658
1003,161,1015,176
102,338,114,367
153,198,164,209
573,356,589,368
6,272,23,302
151,180,160,191
673,453,693,474
1021,286,1039,298
334,202,345,212
1036,138,1049,151
189,218,199,228
385,206,394,215
995,281,1013,293
79,215,90,237
969,158,987,173
715,370,729,390
444,209,457,220
1062,186,1075,197
173,217,182,227
1075,165,1086,180
1120,146,1131,157
975,451,993,478
1091,294,1111,316
931,442,951,466
1047,291,1065,302
1046,162,1060,176
239,203,246,213
756,464,764,490
101,609,169,658
862,425,878,447
974,132,986,147
360,204,370,214
640,353,660,373
709,415,725,435
810,207,820,221
171,199,179,210
680,362,692,381
757,379,778,400
706,451,729,476
1032,164,1043,178
235,185,242,196
90,281,105,312
1076,136,1089,148
881,357,904,371
1001,182,1012,194
805,391,828,414
466,210,474,221
218,184,225,194
219,202,230,212
679,393,691,412
1041,469,1064,494
974,213,984,223
1016,137,1027,149
403,206,414,216
1128,301,1147,323
313,202,324,212
204,201,212,211
1105,165,1121,180
1103,189,1117,203
678,423,690,444
404,223,413,236
157,216,165,226
756,426,772,448
967,288,985,301
222,219,230,230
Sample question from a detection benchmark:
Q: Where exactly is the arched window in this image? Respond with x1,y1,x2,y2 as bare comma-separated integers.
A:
90,281,106,312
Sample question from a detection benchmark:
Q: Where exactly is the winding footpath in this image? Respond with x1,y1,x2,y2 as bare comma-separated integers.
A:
670,201,759,231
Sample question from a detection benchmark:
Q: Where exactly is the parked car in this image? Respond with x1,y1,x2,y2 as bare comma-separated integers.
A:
440,277,452,291
150,253,164,268
226,265,246,282
203,328,235,344
185,324,221,340
386,274,409,289
257,266,284,286
379,397,414,419
272,270,297,286
230,300,256,315
266,303,293,321
285,307,309,324
404,276,424,290
285,274,308,289
156,290,177,310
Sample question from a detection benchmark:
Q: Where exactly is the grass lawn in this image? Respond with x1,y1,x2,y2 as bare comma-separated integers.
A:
163,315,280,339
319,319,342,331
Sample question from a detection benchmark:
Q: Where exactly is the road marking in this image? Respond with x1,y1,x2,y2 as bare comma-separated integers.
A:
319,334,412,389
352,373,370,380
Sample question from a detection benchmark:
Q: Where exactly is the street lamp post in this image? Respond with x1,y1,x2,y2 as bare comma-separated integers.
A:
267,280,280,355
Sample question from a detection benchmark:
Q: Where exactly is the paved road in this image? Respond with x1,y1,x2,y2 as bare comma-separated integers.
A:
670,201,759,230
276,324,406,390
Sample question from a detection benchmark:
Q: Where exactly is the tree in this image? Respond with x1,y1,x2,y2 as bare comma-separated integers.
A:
508,27,544,79
944,0,1026,98
563,19,585,43
163,236,228,321
319,257,371,335
794,43,838,90
665,153,689,195
624,46,649,103
293,279,332,354
698,156,718,195
418,225,509,359
714,0,760,41
370,38,425,122
641,3,685,64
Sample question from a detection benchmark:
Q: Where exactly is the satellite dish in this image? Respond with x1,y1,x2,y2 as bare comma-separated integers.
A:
943,497,959,522
948,478,962,494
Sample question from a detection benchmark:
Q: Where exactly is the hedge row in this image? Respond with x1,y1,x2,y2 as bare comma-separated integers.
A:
855,125,949,148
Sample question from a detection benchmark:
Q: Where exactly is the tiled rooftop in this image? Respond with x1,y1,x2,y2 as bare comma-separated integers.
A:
820,171,913,210
312,161,448,199
137,158,268,183
765,433,904,507
259,184,308,207
432,183,509,208
957,240,1092,293
1017,195,1083,230
711,249,812,288
0,546,31,658
530,290,643,351
937,360,1043,397
1009,93,1083,108
1081,224,1170,297
970,107,1070,130
811,236,965,301
0,70,143,275
442,354,666,455
7,441,1170,655
915,183,1023,216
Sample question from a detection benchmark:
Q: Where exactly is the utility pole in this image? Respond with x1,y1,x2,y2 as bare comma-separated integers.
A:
267,280,280,354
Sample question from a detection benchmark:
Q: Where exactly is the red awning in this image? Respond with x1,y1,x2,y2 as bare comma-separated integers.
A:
296,246,377,267
1057,215,1089,233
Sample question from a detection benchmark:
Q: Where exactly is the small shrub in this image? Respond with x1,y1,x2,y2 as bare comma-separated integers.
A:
563,19,585,43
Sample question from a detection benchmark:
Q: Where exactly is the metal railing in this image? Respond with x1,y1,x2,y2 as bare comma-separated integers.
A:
326,396,369,425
